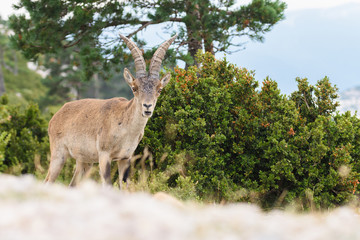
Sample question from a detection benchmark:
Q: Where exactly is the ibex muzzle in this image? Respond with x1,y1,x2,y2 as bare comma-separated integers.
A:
44,34,177,187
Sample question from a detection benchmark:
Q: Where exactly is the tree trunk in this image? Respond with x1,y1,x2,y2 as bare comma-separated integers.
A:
0,65,5,96
93,73,100,98
0,47,5,95
185,2,203,69
186,29,202,69
13,51,18,75
204,36,214,55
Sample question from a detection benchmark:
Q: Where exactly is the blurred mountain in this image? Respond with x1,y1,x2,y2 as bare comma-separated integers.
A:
339,86,360,114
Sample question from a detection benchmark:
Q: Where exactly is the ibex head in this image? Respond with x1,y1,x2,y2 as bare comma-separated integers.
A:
120,34,177,118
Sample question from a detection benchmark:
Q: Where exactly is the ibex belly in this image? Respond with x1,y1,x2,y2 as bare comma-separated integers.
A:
96,129,144,162
65,134,99,163
67,136,140,163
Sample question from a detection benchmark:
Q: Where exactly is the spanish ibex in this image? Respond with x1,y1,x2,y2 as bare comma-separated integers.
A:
44,34,177,187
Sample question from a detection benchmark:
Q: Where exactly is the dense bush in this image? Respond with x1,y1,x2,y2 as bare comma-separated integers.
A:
0,95,49,175
141,52,360,209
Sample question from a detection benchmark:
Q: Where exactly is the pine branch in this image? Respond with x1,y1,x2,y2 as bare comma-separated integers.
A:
208,7,233,15
127,21,156,38
126,18,183,38
63,36,85,48
62,27,89,49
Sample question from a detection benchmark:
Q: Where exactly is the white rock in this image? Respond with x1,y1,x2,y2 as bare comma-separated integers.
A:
0,174,359,240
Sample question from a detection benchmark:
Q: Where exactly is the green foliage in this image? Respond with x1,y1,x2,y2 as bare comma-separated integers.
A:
0,96,49,174
140,52,360,209
2,55,47,105
290,77,339,122
0,131,11,171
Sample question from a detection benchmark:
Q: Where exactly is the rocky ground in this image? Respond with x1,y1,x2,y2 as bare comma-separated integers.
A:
0,174,359,240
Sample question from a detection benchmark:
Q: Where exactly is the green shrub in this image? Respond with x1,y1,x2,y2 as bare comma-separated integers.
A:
0,96,49,175
0,131,11,171
140,52,360,209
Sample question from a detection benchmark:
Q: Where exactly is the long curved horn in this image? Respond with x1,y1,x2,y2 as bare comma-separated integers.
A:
119,34,146,78
149,34,177,78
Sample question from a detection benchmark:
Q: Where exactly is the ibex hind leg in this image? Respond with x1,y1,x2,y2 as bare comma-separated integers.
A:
44,147,69,184
99,153,112,186
69,162,93,187
118,159,130,189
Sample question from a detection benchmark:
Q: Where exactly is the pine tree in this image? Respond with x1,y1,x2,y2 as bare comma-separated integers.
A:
8,0,286,75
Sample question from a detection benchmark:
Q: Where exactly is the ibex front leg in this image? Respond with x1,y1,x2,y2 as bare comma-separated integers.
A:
99,153,112,186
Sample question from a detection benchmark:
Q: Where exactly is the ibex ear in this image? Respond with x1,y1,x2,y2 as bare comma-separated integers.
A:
124,68,135,86
160,73,171,87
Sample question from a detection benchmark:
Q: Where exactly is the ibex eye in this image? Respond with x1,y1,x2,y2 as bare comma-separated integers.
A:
158,88,162,93
132,87,137,92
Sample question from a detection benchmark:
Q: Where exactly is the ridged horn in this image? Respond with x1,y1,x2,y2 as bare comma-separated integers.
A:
119,34,146,78
149,34,177,78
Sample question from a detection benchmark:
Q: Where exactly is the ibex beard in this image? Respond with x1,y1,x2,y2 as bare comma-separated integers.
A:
44,34,177,188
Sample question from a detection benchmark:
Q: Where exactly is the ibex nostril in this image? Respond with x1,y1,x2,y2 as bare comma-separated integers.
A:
143,104,152,109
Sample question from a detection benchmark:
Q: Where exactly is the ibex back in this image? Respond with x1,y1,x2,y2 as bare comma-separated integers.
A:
44,34,177,187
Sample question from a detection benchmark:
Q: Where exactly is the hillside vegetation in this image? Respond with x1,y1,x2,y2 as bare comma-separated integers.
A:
0,23,47,106
1,50,360,210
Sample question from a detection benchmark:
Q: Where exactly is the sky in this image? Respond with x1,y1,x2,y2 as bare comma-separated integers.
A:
1,0,360,95
225,0,360,94
2,0,360,16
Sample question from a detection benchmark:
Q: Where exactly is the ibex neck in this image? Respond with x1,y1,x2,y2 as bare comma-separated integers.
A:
126,98,149,130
